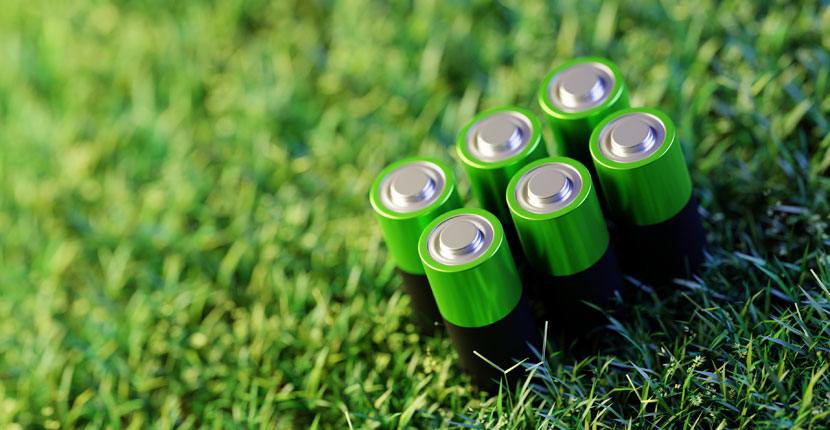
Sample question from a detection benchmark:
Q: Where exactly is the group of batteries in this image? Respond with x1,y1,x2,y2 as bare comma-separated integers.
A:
369,57,707,387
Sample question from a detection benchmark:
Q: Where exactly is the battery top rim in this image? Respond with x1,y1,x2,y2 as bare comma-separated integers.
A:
378,161,445,212
426,213,495,266
370,157,456,220
463,110,532,163
539,57,625,119
419,208,506,272
597,112,667,163
514,162,583,214
457,106,543,169
589,107,679,171
506,156,593,221
548,62,614,113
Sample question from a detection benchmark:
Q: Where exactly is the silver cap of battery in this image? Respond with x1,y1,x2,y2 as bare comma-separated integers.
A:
427,214,495,265
378,161,446,213
465,111,533,162
597,112,666,163
514,162,583,214
547,62,615,113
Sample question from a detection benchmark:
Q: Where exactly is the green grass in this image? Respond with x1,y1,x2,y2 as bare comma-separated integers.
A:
1,0,830,428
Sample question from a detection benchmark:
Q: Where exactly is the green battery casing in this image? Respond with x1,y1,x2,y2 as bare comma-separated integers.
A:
589,107,706,282
538,57,629,164
506,157,609,276
369,157,462,275
418,208,522,328
506,157,623,336
456,106,547,225
418,208,540,387
588,108,691,226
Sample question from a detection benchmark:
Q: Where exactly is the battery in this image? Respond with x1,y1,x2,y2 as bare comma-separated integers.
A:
589,108,706,282
456,106,547,232
538,57,629,168
370,157,463,332
418,208,540,388
506,157,623,333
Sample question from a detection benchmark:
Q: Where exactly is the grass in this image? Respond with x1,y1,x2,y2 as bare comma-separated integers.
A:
1,0,829,428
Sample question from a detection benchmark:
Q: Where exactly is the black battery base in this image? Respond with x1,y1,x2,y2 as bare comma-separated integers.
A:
443,295,541,390
616,195,706,284
536,244,624,339
397,268,443,334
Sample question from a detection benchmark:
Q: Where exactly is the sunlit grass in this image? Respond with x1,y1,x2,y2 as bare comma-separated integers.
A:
0,0,829,428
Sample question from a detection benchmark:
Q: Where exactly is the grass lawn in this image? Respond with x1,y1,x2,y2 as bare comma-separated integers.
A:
2,0,830,428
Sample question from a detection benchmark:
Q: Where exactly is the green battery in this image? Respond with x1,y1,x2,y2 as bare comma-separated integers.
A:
456,106,547,228
369,157,462,331
589,108,706,282
506,157,623,333
538,57,629,167
418,208,540,388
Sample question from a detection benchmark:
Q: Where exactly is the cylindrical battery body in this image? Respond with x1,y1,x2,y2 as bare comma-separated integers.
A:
456,107,547,230
538,57,629,169
370,157,463,331
506,157,623,333
589,108,706,282
418,208,540,388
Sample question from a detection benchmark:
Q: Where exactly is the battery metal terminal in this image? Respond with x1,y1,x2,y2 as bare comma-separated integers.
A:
598,112,666,163
427,214,494,265
465,111,533,163
379,161,446,212
514,163,582,214
548,62,615,113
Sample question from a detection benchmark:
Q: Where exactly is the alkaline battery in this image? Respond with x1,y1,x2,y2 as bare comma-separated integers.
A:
506,157,623,332
589,108,706,282
370,157,462,332
418,208,540,388
456,106,547,232
538,57,629,168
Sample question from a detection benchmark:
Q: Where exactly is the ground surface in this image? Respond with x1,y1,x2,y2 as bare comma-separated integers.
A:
2,0,830,429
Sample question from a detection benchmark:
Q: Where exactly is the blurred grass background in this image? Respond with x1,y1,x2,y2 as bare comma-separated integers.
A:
1,0,830,428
